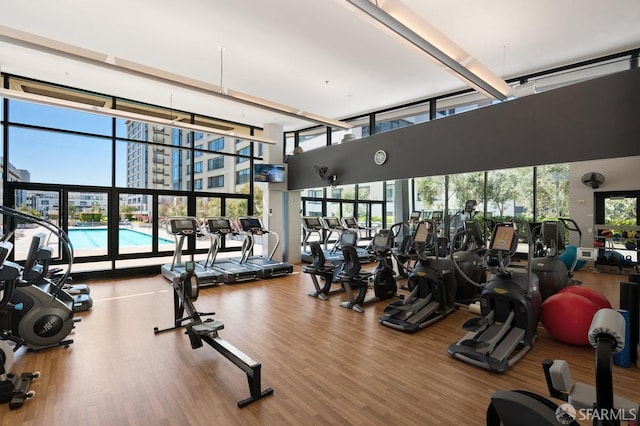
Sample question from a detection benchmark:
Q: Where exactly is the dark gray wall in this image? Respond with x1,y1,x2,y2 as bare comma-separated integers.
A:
287,67,640,190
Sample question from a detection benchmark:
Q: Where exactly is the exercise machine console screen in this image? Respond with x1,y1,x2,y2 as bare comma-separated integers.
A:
490,225,517,252
170,218,197,234
413,221,431,243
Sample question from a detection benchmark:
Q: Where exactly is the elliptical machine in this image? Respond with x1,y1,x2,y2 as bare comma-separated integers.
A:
20,232,92,312
371,231,398,297
448,220,541,373
0,206,77,351
530,220,575,301
389,211,421,278
0,241,39,409
448,200,478,242
450,219,486,304
379,220,457,331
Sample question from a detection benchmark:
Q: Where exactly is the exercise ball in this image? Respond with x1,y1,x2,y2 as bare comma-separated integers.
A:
558,286,611,310
541,293,599,345
558,245,586,271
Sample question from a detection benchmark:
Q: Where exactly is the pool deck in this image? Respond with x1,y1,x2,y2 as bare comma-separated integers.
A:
9,221,260,273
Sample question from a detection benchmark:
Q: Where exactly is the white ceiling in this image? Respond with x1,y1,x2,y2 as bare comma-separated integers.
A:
1,0,639,131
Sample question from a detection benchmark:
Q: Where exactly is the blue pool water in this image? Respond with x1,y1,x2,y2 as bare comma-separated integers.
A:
68,228,173,249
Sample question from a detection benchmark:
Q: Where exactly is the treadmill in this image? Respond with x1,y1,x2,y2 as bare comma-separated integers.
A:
202,217,260,284
324,216,373,264
236,216,294,278
301,216,325,263
342,216,375,252
160,217,221,287
317,217,351,263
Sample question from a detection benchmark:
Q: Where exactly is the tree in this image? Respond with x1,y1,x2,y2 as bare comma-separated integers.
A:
68,204,78,220
196,198,221,220
536,164,569,220
158,198,187,219
605,197,636,226
119,204,137,221
449,172,484,209
486,170,522,217
415,176,444,210
225,184,262,221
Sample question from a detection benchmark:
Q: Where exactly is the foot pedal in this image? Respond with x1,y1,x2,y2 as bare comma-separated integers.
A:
462,317,489,332
460,339,490,349
383,300,403,313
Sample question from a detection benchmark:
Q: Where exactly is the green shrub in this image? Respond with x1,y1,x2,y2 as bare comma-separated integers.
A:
79,212,102,222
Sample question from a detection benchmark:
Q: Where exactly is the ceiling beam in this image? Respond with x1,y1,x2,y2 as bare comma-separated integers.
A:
345,0,513,100
0,24,352,130
0,87,280,145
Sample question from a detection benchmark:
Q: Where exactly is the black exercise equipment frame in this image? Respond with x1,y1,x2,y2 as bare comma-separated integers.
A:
153,266,273,408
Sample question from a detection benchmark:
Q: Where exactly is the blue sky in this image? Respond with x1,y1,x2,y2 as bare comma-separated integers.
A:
5,101,128,186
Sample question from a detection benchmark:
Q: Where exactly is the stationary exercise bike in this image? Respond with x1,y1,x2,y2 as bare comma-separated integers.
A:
0,206,77,351
303,242,346,300
154,260,273,408
337,242,399,313
0,241,40,409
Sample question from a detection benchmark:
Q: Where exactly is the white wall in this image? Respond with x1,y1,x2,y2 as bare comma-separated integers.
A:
569,155,640,246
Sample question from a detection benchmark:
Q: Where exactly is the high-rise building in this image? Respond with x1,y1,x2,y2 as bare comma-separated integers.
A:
125,121,173,212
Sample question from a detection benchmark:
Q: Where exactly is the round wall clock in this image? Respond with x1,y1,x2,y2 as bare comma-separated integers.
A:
374,149,387,165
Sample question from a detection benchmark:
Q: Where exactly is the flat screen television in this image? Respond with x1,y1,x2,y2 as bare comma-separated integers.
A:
253,164,286,183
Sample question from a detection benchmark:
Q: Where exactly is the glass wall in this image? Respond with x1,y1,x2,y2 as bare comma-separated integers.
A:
2,49,635,274
374,102,430,134
413,175,446,216
536,164,569,220
68,190,109,258
332,115,370,144
12,189,61,261
1,76,261,274
298,127,327,152
118,192,155,256
9,126,112,187
385,181,395,225
435,92,495,119
486,167,533,221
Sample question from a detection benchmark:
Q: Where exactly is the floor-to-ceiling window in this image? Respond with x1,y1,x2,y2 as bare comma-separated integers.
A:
1,76,263,275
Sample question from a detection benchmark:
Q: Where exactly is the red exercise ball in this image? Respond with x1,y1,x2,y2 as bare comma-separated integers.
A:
558,286,612,310
541,293,599,345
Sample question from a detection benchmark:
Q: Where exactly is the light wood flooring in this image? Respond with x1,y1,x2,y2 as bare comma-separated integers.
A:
1,266,639,425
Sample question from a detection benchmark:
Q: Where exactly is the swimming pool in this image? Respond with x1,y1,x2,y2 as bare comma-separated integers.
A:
68,228,173,249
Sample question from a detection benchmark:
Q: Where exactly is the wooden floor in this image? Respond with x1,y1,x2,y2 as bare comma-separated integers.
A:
2,265,639,425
